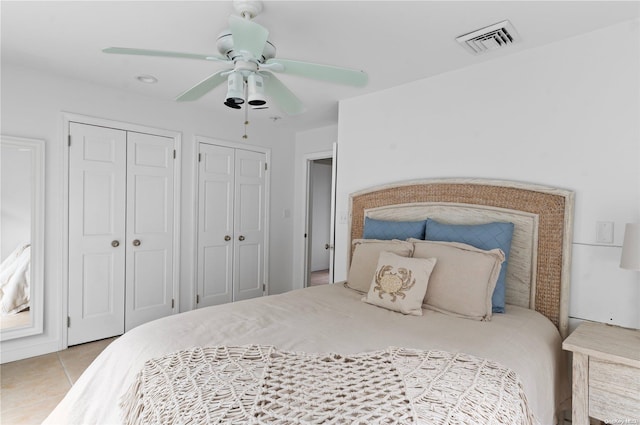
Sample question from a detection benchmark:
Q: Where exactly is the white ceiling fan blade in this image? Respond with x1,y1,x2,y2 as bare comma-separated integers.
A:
103,47,229,63
176,70,229,102
265,58,368,87
228,15,269,58
262,71,306,115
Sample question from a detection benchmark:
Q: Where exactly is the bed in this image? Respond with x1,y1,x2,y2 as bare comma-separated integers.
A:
44,178,574,425
0,242,31,316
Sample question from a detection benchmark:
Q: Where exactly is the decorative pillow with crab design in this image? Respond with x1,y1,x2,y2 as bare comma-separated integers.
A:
362,251,437,316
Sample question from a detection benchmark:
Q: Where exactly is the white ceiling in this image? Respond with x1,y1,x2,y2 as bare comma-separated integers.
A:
2,1,639,132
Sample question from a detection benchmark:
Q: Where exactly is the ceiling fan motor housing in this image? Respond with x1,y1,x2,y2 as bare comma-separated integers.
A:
217,31,276,63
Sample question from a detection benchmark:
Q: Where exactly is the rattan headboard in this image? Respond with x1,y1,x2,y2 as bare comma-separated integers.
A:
349,178,574,338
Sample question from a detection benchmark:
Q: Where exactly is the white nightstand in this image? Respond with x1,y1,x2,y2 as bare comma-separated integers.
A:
562,321,640,425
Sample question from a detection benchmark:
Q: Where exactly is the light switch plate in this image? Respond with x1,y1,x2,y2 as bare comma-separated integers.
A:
339,211,348,224
596,221,614,244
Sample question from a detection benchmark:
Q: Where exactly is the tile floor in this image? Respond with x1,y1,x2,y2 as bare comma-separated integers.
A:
1,337,116,424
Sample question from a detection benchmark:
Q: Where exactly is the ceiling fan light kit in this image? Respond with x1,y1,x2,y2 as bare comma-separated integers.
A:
102,0,368,116
225,71,245,105
224,101,242,110
247,73,267,106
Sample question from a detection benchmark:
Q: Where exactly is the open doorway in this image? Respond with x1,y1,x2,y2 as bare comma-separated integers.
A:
305,154,336,287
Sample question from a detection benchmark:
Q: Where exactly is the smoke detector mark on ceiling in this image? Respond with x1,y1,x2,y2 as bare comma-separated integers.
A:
456,20,519,55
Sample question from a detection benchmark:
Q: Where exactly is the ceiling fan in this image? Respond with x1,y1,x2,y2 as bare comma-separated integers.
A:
103,0,368,115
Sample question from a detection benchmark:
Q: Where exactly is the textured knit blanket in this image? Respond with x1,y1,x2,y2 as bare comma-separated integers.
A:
121,345,538,425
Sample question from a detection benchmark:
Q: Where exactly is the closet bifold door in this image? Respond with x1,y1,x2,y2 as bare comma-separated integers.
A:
68,123,127,346
68,123,176,346
197,144,235,308
232,149,266,302
124,131,175,332
196,144,266,308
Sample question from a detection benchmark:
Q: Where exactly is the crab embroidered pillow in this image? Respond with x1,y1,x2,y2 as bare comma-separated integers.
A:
363,251,437,316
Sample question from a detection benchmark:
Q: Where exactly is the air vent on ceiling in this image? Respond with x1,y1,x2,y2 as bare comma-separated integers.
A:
456,20,519,55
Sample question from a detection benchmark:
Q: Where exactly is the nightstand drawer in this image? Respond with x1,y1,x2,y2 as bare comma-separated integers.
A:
589,358,640,420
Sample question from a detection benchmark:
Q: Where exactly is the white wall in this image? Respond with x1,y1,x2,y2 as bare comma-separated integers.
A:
292,125,337,287
0,63,296,362
336,20,640,328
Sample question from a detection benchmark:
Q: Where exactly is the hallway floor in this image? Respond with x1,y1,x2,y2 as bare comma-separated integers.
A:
1,337,115,424
309,269,330,286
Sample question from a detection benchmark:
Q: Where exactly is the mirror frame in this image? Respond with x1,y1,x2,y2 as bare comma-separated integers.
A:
1,135,45,341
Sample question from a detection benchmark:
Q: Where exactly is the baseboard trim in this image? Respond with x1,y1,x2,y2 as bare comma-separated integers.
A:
1,340,61,364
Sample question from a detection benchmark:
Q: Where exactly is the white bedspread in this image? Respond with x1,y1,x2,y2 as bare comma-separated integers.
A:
45,284,568,425
0,243,30,315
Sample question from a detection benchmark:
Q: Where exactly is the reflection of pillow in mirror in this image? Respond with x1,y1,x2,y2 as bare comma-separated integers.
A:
346,239,414,293
363,251,436,316
411,240,504,321
424,219,514,313
363,217,426,240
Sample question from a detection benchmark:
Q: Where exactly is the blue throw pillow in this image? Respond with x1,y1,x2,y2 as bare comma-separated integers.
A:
425,218,514,313
363,217,426,240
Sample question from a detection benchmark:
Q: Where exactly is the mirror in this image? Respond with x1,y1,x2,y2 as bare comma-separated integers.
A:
0,135,44,341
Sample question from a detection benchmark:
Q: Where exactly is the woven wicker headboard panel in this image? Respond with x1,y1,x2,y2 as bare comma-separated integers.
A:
349,179,574,338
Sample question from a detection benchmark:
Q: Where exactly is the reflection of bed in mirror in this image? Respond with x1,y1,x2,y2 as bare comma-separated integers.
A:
0,243,32,328
0,135,44,340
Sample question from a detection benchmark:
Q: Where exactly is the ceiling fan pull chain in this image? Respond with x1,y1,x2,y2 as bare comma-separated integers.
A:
243,101,250,139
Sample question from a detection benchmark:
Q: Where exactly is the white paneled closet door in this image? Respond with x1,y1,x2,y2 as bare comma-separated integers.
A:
197,144,235,307
233,149,266,301
68,123,127,346
196,143,267,308
68,123,176,346
124,132,175,331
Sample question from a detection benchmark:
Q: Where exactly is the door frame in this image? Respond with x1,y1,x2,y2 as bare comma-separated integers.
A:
300,148,337,288
61,112,182,349
192,135,271,310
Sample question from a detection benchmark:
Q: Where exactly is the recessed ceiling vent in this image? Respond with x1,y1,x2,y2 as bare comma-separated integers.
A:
456,20,519,55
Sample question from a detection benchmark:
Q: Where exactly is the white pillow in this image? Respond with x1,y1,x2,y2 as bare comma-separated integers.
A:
362,251,437,316
410,239,505,321
346,239,414,293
